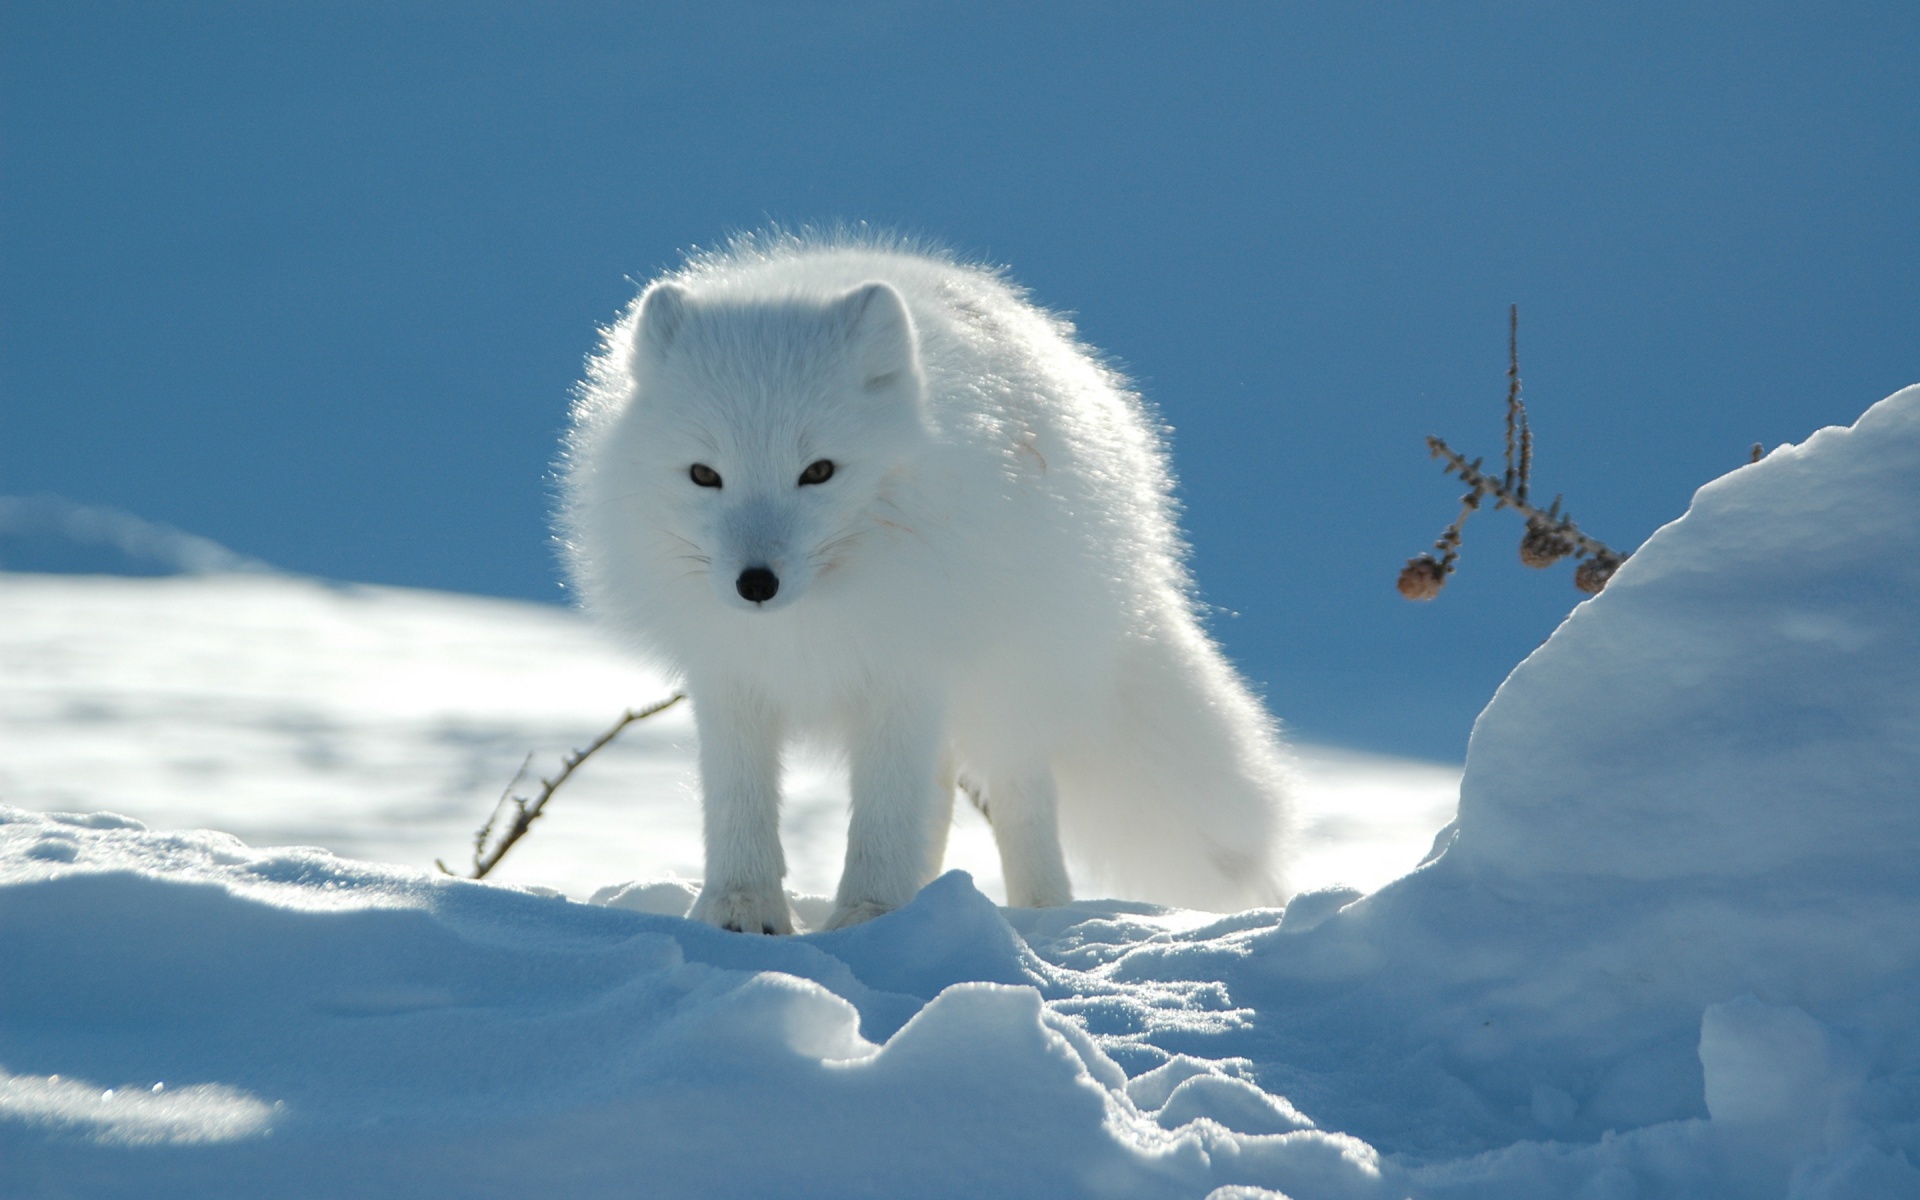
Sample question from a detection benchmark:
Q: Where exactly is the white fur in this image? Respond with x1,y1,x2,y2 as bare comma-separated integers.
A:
560,232,1293,931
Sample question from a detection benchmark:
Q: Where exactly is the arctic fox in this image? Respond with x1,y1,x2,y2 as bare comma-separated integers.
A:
561,234,1293,932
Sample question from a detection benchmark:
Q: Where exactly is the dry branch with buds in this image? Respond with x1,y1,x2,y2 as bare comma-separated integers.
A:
1398,306,1628,601
437,692,685,880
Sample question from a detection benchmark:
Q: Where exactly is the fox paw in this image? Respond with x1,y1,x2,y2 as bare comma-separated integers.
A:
691,885,793,935
824,899,895,931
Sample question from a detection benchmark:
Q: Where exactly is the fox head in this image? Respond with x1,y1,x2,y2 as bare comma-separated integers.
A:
606,279,930,614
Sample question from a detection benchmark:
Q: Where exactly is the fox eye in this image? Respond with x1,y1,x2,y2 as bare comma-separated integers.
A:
689,463,722,488
798,459,835,486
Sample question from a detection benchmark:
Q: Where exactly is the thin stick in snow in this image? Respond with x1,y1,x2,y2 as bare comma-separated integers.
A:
1398,306,1628,600
437,693,686,881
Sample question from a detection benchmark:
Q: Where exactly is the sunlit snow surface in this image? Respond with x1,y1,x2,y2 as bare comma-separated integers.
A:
4,386,1919,1198
0,572,1457,901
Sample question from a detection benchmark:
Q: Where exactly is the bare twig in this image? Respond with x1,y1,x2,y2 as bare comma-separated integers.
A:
469,752,536,870
436,693,686,880
1399,307,1627,600
1509,306,1532,504
1423,438,1618,564
1503,305,1529,501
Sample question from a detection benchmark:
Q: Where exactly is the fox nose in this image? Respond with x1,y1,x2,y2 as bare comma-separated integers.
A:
736,566,780,604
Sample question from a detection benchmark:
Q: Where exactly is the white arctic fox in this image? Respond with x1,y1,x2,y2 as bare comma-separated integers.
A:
561,234,1293,932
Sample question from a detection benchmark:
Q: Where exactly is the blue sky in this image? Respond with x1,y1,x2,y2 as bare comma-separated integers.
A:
4,2,1916,759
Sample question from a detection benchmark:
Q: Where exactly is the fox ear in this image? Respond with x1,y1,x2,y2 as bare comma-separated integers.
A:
834,282,921,393
635,283,692,357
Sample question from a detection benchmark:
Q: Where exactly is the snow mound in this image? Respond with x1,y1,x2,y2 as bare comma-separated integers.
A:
1459,386,1920,887
2,385,1917,1197
0,810,1391,1198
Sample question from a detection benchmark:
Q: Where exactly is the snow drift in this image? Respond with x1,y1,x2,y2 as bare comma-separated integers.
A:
2,385,1917,1197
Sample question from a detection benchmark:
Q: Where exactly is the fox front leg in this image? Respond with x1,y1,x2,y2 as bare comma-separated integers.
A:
687,686,794,935
827,694,947,930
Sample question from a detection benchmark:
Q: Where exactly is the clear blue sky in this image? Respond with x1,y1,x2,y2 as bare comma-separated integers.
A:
4,2,1916,759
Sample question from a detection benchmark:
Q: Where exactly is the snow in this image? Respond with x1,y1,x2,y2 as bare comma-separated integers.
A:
0,572,1459,902
2,385,1917,1197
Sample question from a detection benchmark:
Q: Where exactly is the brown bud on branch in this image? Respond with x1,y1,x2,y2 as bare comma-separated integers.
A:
1518,518,1575,569
1397,555,1448,600
1574,554,1625,594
